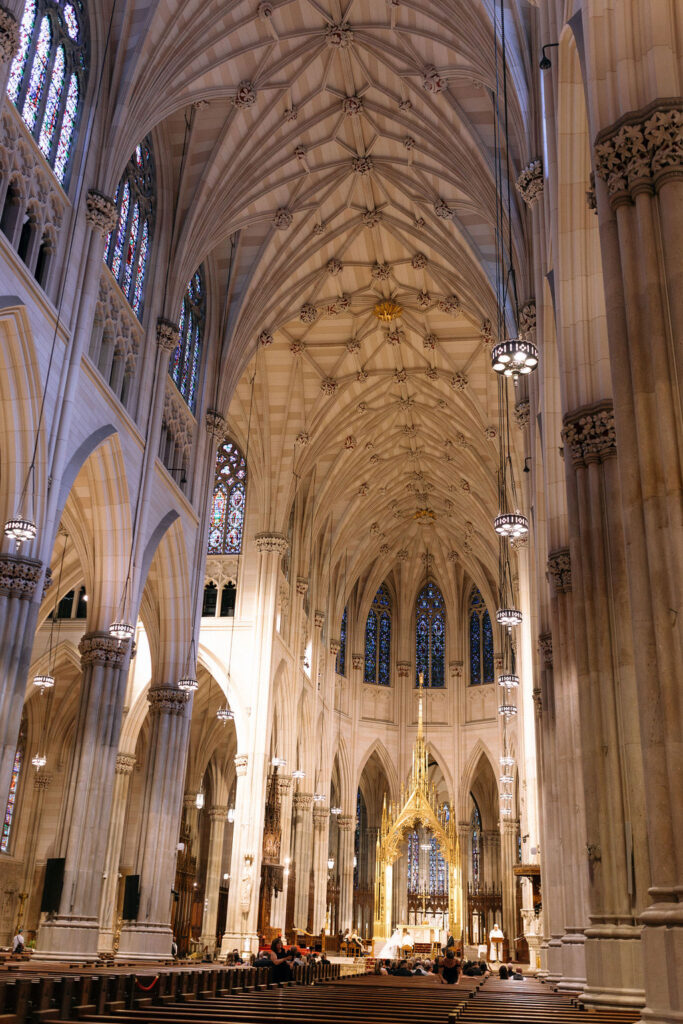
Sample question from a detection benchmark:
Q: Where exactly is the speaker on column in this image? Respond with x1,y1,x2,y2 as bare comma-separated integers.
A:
122,874,140,920
40,857,65,914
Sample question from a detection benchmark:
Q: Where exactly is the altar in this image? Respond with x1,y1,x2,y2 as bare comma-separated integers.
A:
401,924,447,947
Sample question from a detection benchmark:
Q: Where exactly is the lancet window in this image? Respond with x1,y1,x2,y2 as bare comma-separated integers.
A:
170,268,205,413
469,586,494,685
207,440,247,555
6,0,87,186
364,584,391,685
1,736,24,853
336,607,347,676
415,581,445,686
104,138,155,319
471,800,481,885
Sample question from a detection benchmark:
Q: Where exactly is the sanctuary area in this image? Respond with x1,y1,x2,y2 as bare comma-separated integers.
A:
0,1,680,1023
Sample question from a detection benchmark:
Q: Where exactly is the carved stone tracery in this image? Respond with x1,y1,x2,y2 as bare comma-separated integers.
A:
79,632,132,668
0,553,43,599
594,100,683,205
516,159,544,205
562,401,616,466
547,549,572,594
85,189,118,236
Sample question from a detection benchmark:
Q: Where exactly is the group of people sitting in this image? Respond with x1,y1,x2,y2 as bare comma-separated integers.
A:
374,948,524,985
249,937,329,984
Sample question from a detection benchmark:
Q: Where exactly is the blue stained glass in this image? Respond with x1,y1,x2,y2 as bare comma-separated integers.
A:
172,268,205,412
337,607,347,676
52,71,78,183
22,14,51,131
364,610,377,683
471,803,481,884
416,613,429,682
378,613,391,685
110,181,129,280
470,611,481,685
207,441,247,555
483,610,494,683
62,3,79,40
408,832,419,892
7,0,36,102
415,582,445,687
430,614,444,686
38,42,64,159
132,218,149,315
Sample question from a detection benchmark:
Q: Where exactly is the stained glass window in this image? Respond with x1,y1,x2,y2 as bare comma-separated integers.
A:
105,138,155,320
429,836,447,895
207,439,247,555
337,607,347,676
364,584,391,685
415,582,445,687
1,741,23,853
471,801,481,885
170,268,205,413
6,0,87,186
469,586,494,685
407,831,419,892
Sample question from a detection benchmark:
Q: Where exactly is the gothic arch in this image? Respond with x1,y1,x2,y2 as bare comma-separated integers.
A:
354,738,399,809
459,740,499,824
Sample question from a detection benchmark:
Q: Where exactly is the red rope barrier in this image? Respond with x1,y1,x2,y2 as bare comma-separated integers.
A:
135,975,159,990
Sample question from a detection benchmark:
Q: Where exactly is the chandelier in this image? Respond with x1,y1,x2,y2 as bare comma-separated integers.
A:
494,512,529,538
4,516,37,543
216,706,234,723
496,607,522,628
31,754,47,770
498,673,519,688
492,338,538,381
373,299,402,322
109,620,135,641
330,805,342,815
292,768,305,780
33,673,55,691
178,675,198,692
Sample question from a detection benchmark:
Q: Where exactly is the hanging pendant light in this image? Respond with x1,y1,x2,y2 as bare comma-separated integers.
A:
498,701,517,718
498,673,519,688
491,338,538,380
178,674,199,692
272,757,286,768
500,773,514,785
500,754,515,768
292,768,305,780
493,511,529,538
4,516,37,543
496,607,522,627
31,753,47,770
216,706,234,723
195,790,205,810
330,805,342,815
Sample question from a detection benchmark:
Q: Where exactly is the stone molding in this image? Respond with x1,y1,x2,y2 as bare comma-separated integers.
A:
0,553,43,599
148,686,189,715
276,776,292,796
562,401,616,467
206,409,227,440
538,632,553,668
0,6,18,63
547,548,572,593
254,532,289,554
397,661,411,678
449,661,463,678
314,610,325,628
34,771,53,790
85,189,118,235
516,159,543,205
514,399,530,429
329,639,341,656
351,653,363,670
594,99,683,206
295,576,308,595
209,805,228,822
156,318,180,352
337,815,354,832
313,806,330,827
79,631,132,668
234,754,248,777
115,753,136,775
293,792,314,811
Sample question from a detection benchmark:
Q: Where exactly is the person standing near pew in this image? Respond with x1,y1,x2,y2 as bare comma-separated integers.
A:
267,936,294,984
12,928,25,954
439,949,461,985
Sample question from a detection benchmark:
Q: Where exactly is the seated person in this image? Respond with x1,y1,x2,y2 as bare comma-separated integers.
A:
230,948,244,965
12,929,25,955
266,937,294,983
393,958,413,976
290,946,307,966
498,964,509,979
440,949,461,985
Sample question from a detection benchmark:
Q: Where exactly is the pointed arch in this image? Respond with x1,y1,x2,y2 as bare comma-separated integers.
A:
415,580,446,687
208,437,247,555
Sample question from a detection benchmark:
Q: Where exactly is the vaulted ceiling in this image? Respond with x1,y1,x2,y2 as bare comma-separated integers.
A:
108,0,535,602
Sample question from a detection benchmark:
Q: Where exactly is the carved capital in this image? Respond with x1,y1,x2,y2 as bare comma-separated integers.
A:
594,100,683,206
0,7,19,63
352,653,363,671
314,610,325,629
516,159,543,205
209,804,228,822
206,409,227,440
396,661,411,678
562,401,616,466
329,639,341,656
148,686,189,715
538,632,553,668
115,753,136,775
532,687,543,715
547,548,572,593
254,532,288,555
337,815,354,832
518,300,536,336
156,318,180,353
313,806,329,827
293,791,314,811
79,631,131,668
42,567,53,599
514,399,530,430
0,553,43,599
234,753,248,777
449,660,463,679
33,771,53,790
85,189,118,235
295,576,309,595
276,775,292,797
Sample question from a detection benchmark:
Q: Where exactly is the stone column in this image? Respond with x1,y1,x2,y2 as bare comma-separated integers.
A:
533,635,553,978
198,806,227,953
312,805,330,933
269,776,293,933
500,819,518,960
0,5,19,96
593,101,682,1023
219,754,250,958
291,791,314,932
98,753,136,954
457,823,469,944
561,404,647,1009
337,815,355,933
117,687,191,959
0,554,44,811
20,771,52,931
36,632,133,959
483,830,501,887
